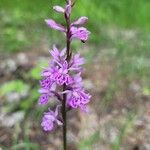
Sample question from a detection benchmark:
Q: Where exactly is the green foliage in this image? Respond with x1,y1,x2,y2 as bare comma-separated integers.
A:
78,132,101,150
11,142,39,150
29,60,48,80
102,78,118,106
0,0,149,52
20,88,39,111
143,87,150,96
0,80,29,96
112,113,135,150
1,27,30,52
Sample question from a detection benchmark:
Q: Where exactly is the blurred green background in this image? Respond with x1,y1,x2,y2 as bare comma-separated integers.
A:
0,0,150,149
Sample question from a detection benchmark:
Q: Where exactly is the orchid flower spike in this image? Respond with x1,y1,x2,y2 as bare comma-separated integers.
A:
38,0,91,136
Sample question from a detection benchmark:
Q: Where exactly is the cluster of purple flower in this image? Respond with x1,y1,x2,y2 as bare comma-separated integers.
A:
38,0,91,132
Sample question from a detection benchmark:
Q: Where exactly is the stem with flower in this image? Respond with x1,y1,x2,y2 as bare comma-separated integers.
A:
38,0,91,149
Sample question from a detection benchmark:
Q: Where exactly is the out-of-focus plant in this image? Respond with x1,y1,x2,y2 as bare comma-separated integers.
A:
29,61,48,80
0,80,29,96
143,87,150,96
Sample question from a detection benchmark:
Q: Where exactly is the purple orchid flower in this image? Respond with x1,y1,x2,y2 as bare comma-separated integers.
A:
70,26,90,42
38,2,91,146
68,88,91,108
41,106,62,131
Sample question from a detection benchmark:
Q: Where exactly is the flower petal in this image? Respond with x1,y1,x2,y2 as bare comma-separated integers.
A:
71,27,90,42
65,4,71,18
38,88,49,94
53,6,65,13
72,17,88,26
56,119,63,126
45,19,66,32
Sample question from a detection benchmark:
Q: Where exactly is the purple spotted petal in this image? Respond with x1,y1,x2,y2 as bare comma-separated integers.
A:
38,94,49,105
41,108,62,131
71,27,90,42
